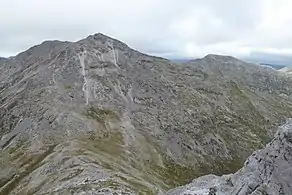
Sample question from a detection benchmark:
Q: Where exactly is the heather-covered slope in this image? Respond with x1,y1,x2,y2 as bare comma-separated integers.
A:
1,33,292,194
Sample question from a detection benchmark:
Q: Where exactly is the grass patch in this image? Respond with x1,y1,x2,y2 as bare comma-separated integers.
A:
230,80,245,98
85,106,119,124
64,84,73,89
0,144,56,195
118,175,157,195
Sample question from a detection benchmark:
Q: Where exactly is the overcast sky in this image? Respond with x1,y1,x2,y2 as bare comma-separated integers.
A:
1,0,292,63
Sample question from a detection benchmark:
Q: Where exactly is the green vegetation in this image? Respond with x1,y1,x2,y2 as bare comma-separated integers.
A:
148,158,200,188
118,176,157,195
85,106,119,124
64,84,73,89
72,130,205,193
230,80,245,97
2,81,291,194
0,144,56,195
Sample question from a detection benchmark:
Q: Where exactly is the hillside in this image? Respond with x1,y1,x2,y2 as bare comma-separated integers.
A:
1,33,292,194
167,120,292,194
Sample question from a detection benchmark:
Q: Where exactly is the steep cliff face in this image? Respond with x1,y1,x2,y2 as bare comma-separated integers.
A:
167,120,292,195
1,33,292,194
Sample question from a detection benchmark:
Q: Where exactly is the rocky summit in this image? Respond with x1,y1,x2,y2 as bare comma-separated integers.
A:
1,33,292,194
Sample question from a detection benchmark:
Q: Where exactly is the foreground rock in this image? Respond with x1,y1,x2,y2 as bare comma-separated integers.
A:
1,33,292,194
167,120,292,195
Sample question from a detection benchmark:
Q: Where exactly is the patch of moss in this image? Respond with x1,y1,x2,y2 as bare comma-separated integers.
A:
118,176,157,195
82,131,124,156
230,80,245,98
85,106,119,124
99,179,121,190
211,156,244,175
64,84,73,89
150,158,200,188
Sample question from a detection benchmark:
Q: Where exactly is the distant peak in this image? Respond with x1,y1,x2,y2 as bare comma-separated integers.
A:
0,57,6,63
203,54,237,60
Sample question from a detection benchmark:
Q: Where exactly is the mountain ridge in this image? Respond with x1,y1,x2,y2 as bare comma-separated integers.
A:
1,33,292,194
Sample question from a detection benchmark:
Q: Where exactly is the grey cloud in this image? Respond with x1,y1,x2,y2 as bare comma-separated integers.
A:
247,51,292,65
1,0,292,63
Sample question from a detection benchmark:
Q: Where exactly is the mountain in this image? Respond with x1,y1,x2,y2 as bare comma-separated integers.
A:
0,57,6,63
167,119,292,194
279,67,292,75
244,52,292,67
1,33,292,194
171,57,288,70
259,63,286,70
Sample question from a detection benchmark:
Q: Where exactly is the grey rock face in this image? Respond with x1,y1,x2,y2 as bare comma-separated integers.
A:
1,33,292,194
167,120,292,195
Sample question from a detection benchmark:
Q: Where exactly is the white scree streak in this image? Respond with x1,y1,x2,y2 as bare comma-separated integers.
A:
108,41,120,69
78,53,90,105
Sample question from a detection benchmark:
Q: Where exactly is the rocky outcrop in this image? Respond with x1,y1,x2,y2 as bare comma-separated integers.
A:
167,119,292,195
1,33,292,194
